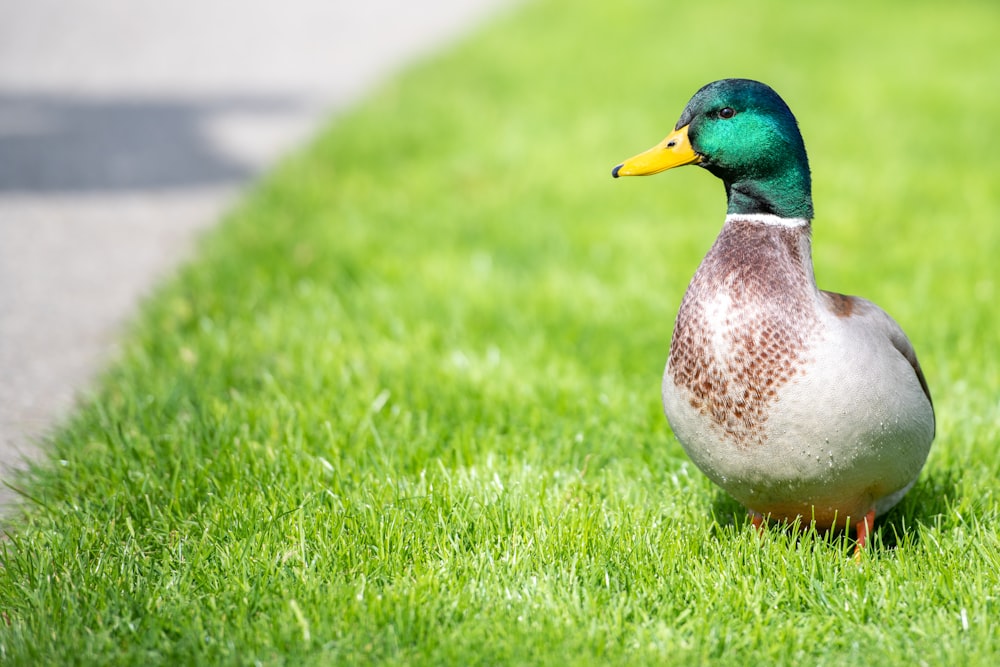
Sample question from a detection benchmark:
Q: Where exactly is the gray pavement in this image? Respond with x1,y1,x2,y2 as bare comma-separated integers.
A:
0,0,508,503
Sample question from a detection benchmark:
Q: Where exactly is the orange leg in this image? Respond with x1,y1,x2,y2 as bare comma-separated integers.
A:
853,509,876,558
749,511,766,534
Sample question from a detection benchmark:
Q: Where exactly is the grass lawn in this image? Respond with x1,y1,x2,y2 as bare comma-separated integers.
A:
3,0,999,664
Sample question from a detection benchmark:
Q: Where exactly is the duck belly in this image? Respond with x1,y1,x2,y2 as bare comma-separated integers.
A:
662,325,934,529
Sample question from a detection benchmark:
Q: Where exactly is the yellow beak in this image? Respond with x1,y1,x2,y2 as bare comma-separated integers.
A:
611,125,700,177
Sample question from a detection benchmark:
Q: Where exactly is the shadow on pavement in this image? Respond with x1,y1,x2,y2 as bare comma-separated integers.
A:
0,92,302,193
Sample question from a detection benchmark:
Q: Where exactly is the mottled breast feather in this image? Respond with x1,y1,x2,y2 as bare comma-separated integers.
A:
667,220,819,447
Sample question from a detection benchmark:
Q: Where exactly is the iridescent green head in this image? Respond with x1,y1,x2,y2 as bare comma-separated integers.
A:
613,79,813,220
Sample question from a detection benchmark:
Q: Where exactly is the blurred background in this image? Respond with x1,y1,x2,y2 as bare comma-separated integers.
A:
0,0,508,490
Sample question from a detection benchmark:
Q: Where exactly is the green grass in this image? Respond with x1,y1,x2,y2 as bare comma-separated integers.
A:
3,0,1000,664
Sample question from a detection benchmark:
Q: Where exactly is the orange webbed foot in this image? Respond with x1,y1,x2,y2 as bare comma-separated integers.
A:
853,509,876,560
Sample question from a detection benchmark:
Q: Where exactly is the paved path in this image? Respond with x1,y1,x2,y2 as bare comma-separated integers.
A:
0,0,508,503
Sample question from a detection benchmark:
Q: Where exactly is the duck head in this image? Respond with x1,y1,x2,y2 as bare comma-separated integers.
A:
612,78,813,220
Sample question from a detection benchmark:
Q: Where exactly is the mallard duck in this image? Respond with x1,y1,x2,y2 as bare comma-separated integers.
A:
612,79,934,552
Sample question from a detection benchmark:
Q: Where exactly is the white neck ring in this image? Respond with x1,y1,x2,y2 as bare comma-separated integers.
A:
726,213,810,228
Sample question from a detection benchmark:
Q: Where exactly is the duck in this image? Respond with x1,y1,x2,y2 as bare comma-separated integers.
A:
612,78,934,553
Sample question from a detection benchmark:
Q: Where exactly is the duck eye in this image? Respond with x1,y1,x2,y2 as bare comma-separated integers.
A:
718,107,736,119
